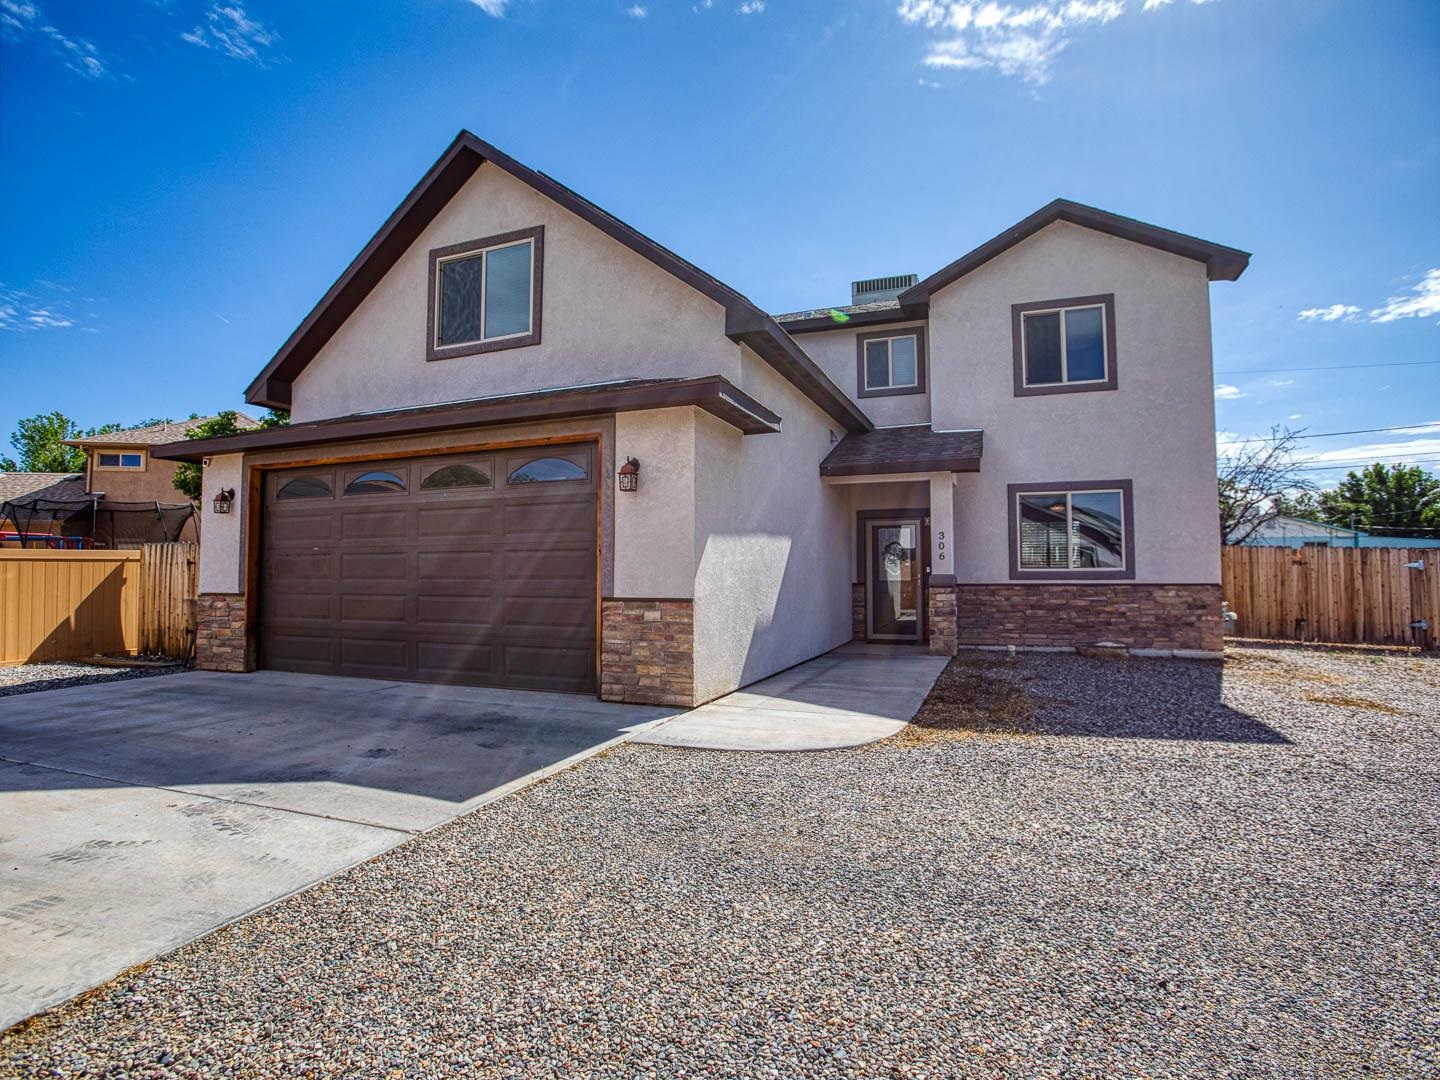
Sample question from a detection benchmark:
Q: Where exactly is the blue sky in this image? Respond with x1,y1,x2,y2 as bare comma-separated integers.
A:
1,0,1437,484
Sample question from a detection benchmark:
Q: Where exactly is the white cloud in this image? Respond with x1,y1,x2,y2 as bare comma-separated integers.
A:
895,0,1210,84
1268,378,1294,388
0,0,108,77
1214,383,1246,400
1143,0,1214,8
1306,433,1440,466
738,0,765,12
0,283,84,333
467,0,509,14
1370,268,1440,323
1288,413,1302,420
182,4,277,64
627,3,646,14
1297,304,1360,323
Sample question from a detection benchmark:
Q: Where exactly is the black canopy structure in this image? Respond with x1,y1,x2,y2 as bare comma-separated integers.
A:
0,495,195,548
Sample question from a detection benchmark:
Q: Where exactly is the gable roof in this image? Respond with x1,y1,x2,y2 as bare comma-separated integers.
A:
0,472,86,503
66,414,262,449
898,199,1250,307
819,425,982,478
244,131,871,433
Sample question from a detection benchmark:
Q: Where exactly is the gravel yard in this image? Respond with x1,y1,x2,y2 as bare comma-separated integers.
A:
4,644,1437,1077
0,661,184,698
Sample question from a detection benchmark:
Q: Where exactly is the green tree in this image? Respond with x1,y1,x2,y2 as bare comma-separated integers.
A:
7,411,87,472
172,409,289,500
1270,489,1322,520
1315,463,1440,538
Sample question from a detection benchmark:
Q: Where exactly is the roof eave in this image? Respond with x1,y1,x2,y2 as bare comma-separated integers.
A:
898,198,1251,305
157,377,782,463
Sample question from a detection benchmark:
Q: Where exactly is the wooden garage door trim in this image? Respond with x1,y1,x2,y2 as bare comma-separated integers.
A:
255,434,603,694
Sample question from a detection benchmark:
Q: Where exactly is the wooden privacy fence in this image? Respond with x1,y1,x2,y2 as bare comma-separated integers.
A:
1222,545,1439,648
0,542,198,665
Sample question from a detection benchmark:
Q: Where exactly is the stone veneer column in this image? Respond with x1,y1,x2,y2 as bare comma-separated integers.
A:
194,593,252,672
600,599,695,707
927,582,958,656
851,583,866,641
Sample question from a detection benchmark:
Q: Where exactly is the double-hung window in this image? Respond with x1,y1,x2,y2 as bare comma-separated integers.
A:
1009,480,1134,579
857,328,926,398
1012,294,1116,395
428,226,543,360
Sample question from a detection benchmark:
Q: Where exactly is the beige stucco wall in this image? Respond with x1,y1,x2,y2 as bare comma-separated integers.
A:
689,347,852,702
840,480,930,581
792,321,931,428
612,408,696,599
288,163,743,421
85,451,186,504
198,453,244,594
928,221,1220,585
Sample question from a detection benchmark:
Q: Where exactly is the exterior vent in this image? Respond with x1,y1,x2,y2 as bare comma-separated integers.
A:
851,274,918,305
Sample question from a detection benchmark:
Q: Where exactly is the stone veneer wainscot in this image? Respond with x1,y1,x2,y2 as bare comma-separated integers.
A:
600,598,695,707
950,583,1223,654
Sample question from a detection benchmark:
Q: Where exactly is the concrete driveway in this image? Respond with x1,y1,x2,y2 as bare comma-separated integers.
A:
0,670,678,1029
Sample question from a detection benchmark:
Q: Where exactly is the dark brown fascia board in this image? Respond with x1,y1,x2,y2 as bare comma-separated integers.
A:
777,304,929,335
898,199,1251,306
156,377,780,462
820,456,981,478
725,308,872,432
243,130,871,433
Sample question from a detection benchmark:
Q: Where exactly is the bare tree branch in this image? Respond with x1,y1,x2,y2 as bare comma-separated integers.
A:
1217,426,1317,544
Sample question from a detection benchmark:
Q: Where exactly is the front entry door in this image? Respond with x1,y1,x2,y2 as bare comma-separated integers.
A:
867,519,924,642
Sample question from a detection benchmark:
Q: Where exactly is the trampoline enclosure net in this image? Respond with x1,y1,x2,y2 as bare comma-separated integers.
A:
0,496,195,547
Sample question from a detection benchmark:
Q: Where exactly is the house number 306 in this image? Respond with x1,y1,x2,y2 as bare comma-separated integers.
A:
936,530,946,563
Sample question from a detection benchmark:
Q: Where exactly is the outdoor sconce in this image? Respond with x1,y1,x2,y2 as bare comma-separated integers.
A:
213,488,236,515
617,457,641,493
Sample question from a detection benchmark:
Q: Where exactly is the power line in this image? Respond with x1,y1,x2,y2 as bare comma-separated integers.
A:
1290,459,1440,473
1214,360,1440,375
1221,422,1440,444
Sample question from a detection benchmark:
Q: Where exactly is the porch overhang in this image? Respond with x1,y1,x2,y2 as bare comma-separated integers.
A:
819,424,983,478
152,376,781,463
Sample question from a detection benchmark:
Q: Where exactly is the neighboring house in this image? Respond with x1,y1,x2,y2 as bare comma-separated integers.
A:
156,131,1248,706
0,473,87,544
1243,513,1440,549
66,416,260,517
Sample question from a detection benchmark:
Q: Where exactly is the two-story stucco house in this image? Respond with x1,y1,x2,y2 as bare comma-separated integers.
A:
156,131,1248,707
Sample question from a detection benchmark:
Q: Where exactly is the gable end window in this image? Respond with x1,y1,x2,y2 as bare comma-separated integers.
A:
97,451,145,470
856,327,927,398
1012,294,1117,396
427,226,544,362
1007,480,1134,580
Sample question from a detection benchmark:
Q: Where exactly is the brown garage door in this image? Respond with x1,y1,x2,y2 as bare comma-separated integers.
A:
260,443,597,693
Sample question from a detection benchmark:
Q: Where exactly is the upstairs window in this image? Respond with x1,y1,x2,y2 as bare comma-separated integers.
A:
428,227,543,361
856,328,927,398
97,451,144,470
1012,295,1116,396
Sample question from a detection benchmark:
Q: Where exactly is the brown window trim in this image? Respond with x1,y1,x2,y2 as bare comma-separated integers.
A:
426,225,544,363
856,326,927,399
1007,479,1135,581
1011,294,1117,397
95,450,147,472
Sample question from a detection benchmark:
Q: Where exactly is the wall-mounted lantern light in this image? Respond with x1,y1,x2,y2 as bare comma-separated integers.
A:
618,457,641,493
213,487,236,515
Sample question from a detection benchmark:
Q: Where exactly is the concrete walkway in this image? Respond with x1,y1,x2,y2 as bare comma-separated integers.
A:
635,643,949,752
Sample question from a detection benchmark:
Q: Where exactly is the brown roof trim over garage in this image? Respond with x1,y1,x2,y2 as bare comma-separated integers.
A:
244,130,871,434
820,424,983,478
898,199,1250,307
155,377,781,462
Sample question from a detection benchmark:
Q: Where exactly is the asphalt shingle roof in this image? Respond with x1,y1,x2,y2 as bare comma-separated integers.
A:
820,425,983,478
68,414,262,448
772,300,903,325
0,473,87,502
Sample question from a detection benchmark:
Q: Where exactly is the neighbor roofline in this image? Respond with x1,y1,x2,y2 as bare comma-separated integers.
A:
898,198,1250,306
154,377,782,462
243,130,872,433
